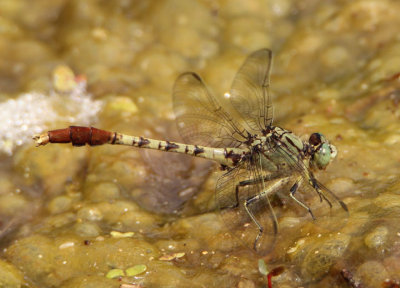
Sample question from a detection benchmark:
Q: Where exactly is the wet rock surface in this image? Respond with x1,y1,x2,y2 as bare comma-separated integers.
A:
0,0,400,287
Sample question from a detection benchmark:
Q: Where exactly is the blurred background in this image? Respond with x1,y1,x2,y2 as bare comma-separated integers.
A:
0,0,400,287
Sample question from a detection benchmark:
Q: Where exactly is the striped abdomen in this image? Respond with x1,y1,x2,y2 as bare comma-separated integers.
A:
33,126,245,168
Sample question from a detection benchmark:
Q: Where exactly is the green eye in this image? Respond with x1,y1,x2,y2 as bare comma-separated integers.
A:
313,143,331,170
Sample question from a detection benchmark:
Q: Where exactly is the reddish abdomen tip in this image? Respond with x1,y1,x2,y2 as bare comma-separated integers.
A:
48,126,114,146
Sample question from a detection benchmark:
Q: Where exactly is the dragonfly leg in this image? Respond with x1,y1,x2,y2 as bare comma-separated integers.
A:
218,180,252,210
290,177,316,220
231,171,285,209
244,192,267,250
231,178,261,208
242,176,289,250
310,179,333,208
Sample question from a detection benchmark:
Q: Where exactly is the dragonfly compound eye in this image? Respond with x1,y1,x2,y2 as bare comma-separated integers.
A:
312,142,332,170
308,133,333,170
309,133,323,146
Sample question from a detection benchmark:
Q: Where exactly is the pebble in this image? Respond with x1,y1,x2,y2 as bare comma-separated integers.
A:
74,222,101,238
0,259,26,288
356,261,390,288
364,226,388,250
301,234,351,281
47,196,72,214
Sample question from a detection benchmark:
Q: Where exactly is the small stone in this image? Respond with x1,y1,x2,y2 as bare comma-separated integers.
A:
58,241,75,249
301,234,351,281
52,65,77,93
364,226,388,249
76,206,103,221
47,196,72,214
110,231,134,238
356,261,390,288
237,278,256,288
105,96,138,115
74,222,101,238
159,252,185,261
85,182,121,202
0,259,26,288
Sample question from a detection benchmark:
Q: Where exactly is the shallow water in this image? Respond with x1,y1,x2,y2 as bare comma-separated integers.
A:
1,0,400,287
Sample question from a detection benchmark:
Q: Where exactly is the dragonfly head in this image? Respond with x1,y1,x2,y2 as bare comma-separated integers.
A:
308,133,337,170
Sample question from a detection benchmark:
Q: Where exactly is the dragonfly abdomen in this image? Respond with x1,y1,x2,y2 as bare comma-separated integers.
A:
116,133,245,167
33,126,245,167
34,126,116,146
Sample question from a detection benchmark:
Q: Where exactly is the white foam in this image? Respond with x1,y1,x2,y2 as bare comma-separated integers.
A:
0,81,102,155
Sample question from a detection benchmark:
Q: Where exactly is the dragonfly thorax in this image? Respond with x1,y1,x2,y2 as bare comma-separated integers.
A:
266,126,305,154
240,127,306,172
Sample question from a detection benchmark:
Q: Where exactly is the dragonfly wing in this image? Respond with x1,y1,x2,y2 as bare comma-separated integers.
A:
216,157,283,256
229,49,273,133
173,72,248,148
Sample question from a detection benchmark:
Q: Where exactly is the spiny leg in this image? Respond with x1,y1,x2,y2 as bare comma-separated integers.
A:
229,171,285,209
309,178,333,208
244,193,267,250
308,173,348,212
243,177,290,251
290,176,316,220
231,178,259,209
307,171,334,207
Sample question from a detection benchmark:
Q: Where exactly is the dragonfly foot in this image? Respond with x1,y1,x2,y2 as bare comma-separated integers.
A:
308,208,316,220
339,200,349,212
253,227,264,251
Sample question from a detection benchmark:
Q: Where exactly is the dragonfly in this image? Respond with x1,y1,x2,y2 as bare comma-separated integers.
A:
33,49,348,255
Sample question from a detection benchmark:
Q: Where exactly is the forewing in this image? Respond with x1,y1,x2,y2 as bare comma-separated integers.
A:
173,72,247,148
229,49,273,133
